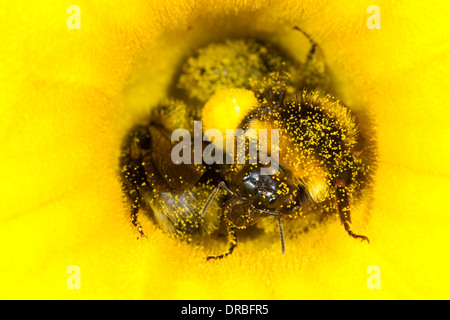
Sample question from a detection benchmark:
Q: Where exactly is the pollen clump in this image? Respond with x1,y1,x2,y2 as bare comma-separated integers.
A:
178,39,286,103
202,88,258,135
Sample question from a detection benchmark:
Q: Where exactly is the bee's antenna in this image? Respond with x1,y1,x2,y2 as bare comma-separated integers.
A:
218,181,234,194
255,207,285,255
200,184,221,218
201,181,244,218
219,181,246,200
277,216,286,255
255,207,278,216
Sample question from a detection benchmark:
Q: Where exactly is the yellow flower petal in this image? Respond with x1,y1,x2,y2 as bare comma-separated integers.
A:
1,0,449,299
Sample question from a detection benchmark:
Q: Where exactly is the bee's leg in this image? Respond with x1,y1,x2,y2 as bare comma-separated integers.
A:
335,181,369,243
206,222,237,260
122,161,148,239
294,26,317,64
130,195,147,240
120,126,152,239
293,26,330,90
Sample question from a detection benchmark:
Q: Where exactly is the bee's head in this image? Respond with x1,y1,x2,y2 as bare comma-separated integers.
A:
201,164,308,255
223,164,304,228
217,165,308,255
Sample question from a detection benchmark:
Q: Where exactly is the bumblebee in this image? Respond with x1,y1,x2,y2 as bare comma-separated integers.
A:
120,29,375,260
119,99,222,240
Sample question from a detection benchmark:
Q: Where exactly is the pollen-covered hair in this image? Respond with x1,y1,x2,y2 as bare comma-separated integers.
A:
235,88,362,201
294,89,359,149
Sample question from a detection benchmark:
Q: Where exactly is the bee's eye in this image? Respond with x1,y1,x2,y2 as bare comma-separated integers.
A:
256,189,279,210
234,167,285,210
239,177,257,196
